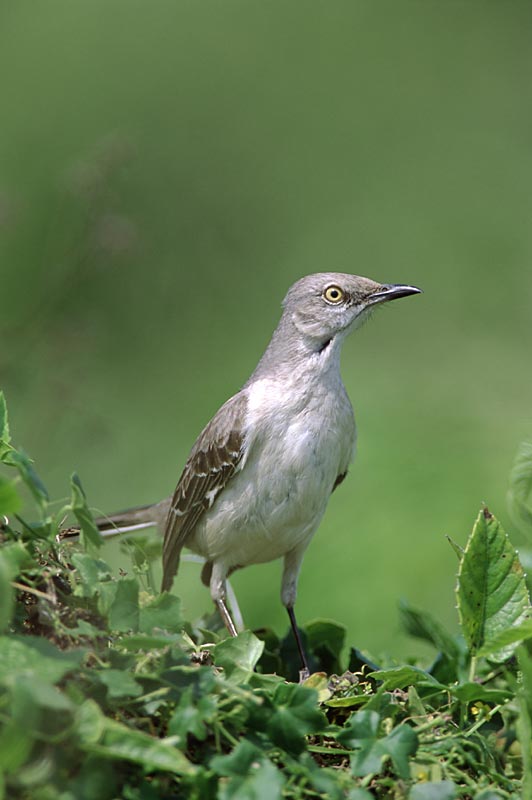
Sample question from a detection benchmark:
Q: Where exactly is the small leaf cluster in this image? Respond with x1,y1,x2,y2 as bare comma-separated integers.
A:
1,391,532,799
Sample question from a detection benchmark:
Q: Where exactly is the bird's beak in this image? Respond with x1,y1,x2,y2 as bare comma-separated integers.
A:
367,284,422,306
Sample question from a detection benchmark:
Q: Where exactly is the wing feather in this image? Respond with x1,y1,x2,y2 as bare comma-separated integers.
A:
161,392,247,591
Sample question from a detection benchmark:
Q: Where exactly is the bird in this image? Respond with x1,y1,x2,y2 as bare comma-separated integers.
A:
94,273,421,677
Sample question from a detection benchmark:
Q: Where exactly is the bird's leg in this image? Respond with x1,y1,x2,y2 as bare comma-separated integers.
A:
216,598,238,637
282,547,310,681
210,562,238,637
287,605,310,681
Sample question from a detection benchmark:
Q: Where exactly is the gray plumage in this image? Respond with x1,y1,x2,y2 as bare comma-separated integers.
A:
94,272,421,674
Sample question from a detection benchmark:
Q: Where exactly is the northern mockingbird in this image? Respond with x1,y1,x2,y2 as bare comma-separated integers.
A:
95,273,420,675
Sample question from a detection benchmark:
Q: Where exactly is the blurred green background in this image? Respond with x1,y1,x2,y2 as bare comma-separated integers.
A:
2,1,532,659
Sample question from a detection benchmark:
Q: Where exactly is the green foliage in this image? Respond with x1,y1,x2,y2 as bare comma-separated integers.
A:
457,508,531,664
1,400,532,798
508,441,532,536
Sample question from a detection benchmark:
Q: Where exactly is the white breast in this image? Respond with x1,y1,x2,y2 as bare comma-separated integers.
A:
189,370,356,569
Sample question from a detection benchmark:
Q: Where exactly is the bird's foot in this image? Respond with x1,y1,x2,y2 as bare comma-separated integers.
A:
298,667,310,683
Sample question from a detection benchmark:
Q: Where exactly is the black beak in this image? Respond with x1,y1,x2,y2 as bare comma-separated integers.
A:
367,283,422,305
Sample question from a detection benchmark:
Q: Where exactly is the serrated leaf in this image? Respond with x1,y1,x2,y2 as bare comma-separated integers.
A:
77,700,196,775
456,508,531,662
213,631,264,682
70,473,102,552
368,666,444,691
409,782,457,800
267,682,326,754
399,600,462,662
446,535,465,560
108,579,139,632
138,592,181,634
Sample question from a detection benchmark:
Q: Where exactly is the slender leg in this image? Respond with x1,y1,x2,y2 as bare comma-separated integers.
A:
281,547,310,680
216,597,238,637
210,561,238,637
287,606,310,680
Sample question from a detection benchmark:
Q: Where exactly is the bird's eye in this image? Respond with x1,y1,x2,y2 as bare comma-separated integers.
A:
323,285,345,304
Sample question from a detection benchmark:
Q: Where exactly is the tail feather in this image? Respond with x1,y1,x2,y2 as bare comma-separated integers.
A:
58,498,171,542
94,503,161,537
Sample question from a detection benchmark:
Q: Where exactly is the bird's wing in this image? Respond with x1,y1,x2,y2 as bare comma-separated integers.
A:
161,392,247,591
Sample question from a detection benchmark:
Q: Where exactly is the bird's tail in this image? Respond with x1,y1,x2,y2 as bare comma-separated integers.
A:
94,502,164,537
58,498,171,542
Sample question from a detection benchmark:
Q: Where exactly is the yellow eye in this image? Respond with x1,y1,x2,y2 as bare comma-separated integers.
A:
323,285,345,304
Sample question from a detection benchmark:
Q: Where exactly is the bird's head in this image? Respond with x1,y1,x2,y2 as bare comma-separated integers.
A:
283,272,421,346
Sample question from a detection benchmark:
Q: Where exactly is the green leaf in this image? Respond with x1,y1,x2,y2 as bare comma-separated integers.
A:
77,700,196,775
213,631,264,682
517,647,532,800
138,592,182,634
380,724,419,780
219,759,284,800
456,507,531,662
14,674,74,711
0,392,13,465
70,473,102,552
72,553,112,597
168,686,216,744
477,618,532,657
304,618,346,672
339,710,417,779
446,535,465,560
211,742,284,799
368,666,444,691
508,441,532,535
98,669,143,699
0,475,20,516
0,541,33,577
0,393,10,447
338,709,381,773
0,636,84,685
118,633,180,651
108,579,139,632
0,556,13,632
409,782,458,800
211,739,263,777
449,682,511,704
3,448,48,508
267,683,326,754
399,599,463,662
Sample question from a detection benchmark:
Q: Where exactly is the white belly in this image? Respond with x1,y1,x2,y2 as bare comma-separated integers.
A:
188,376,356,568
